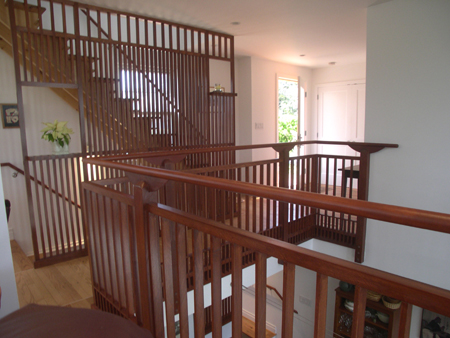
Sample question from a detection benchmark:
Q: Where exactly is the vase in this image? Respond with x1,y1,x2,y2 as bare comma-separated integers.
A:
53,142,69,154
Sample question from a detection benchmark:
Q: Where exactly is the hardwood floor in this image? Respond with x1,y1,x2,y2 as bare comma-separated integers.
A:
10,240,94,309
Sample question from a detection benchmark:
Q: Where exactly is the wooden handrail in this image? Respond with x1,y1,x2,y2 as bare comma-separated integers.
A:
0,162,24,176
148,202,450,318
266,285,299,315
95,140,398,161
84,154,450,235
1,162,81,209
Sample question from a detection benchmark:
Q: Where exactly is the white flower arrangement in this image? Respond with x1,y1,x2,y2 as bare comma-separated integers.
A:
41,120,74,147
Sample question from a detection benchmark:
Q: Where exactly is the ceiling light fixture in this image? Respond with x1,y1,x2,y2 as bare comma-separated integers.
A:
299,54,305,57
231,22,240,25
329,62,336,65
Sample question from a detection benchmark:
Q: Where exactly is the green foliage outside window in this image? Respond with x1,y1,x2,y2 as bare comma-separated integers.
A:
278,80,298,143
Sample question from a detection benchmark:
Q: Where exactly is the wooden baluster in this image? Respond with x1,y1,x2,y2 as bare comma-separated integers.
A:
211,235,222,338
192,229,205,338
255,252,267,338
132,182,151,330
398,301,412,338
273,144,295,242
350,286,367,338
231,244,243,338
176,221,189,338
314,273,328,338
148,204,164,338
282,262,295,338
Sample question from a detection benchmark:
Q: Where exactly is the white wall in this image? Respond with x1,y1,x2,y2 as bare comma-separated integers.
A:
309,63,366,145
365,0,450,337
0,167,20,318
235,56,253,163
0,49,81,255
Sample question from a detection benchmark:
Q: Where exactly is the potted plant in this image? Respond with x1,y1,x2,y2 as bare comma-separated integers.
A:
41,119,74,154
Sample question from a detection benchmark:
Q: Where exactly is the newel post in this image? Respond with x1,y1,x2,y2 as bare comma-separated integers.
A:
127,160,183,335
129,177,163,332
348,143,398,263
272,144,295,242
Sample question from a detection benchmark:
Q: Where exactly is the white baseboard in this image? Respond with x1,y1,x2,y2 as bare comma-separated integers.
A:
25,239,85,258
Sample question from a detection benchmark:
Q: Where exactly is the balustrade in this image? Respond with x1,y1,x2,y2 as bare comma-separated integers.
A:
82,147,450,338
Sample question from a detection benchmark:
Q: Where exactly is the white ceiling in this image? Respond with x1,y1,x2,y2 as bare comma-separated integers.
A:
78,0,391,68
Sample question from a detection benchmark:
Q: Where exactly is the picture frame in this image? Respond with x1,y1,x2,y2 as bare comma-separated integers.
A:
421,309,450,338
1,104,20,129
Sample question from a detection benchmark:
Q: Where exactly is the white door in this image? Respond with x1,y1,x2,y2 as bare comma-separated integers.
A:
317,82,365,156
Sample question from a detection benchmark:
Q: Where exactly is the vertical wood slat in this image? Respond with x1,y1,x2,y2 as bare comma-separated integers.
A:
350,286,368,338
132,183,151,330
314,273,328,338
398,302,412,338
282,262,296,338
231,244,243,338
211,235,222,338
192,229,205,338
176,222,189,338
255,252,267,338
161,217,176,338
148,212,165,338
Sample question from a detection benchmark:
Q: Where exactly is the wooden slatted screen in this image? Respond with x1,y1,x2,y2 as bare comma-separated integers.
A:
8,0,235,266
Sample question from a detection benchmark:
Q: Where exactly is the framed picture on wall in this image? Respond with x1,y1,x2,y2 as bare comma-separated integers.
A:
421,309,450,338
1,104,20,129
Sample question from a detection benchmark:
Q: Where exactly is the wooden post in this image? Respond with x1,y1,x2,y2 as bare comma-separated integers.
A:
348,143,396,263
282,262,296,338
355,150,370,263
272,144,295,242
7,0,40,263
351,286,368,338
132,182,152,330
255,252,267,338
398,302,412,338
314,273,328,338
231,244,243,338
126,172,168,334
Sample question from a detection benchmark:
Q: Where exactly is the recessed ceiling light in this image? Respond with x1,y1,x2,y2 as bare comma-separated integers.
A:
231,22,240,25
329,62,336,65
299,54,306,57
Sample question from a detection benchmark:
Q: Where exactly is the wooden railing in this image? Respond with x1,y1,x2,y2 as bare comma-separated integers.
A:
25,154,86,267
83,150,450,338
150,141,393,262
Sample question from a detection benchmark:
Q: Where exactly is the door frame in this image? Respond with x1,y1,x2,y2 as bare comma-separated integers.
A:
275,73,305,155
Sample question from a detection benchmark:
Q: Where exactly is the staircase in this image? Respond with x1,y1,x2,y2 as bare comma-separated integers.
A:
0,1,79,110
0,1,174,153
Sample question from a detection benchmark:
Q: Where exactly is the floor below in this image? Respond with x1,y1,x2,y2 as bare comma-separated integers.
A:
10,240,94,309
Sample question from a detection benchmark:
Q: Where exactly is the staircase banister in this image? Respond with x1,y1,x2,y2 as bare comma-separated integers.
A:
1,161,81,209
266,284,299,315
84,155,450,235
1,162,25,175
149,202,450,318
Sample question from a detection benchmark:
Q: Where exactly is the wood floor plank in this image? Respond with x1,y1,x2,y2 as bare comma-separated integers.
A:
11,240,94,309
14,271,34,307
34,262,85,306
10,240,34,273
55,259,92,299
23,269,55,303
